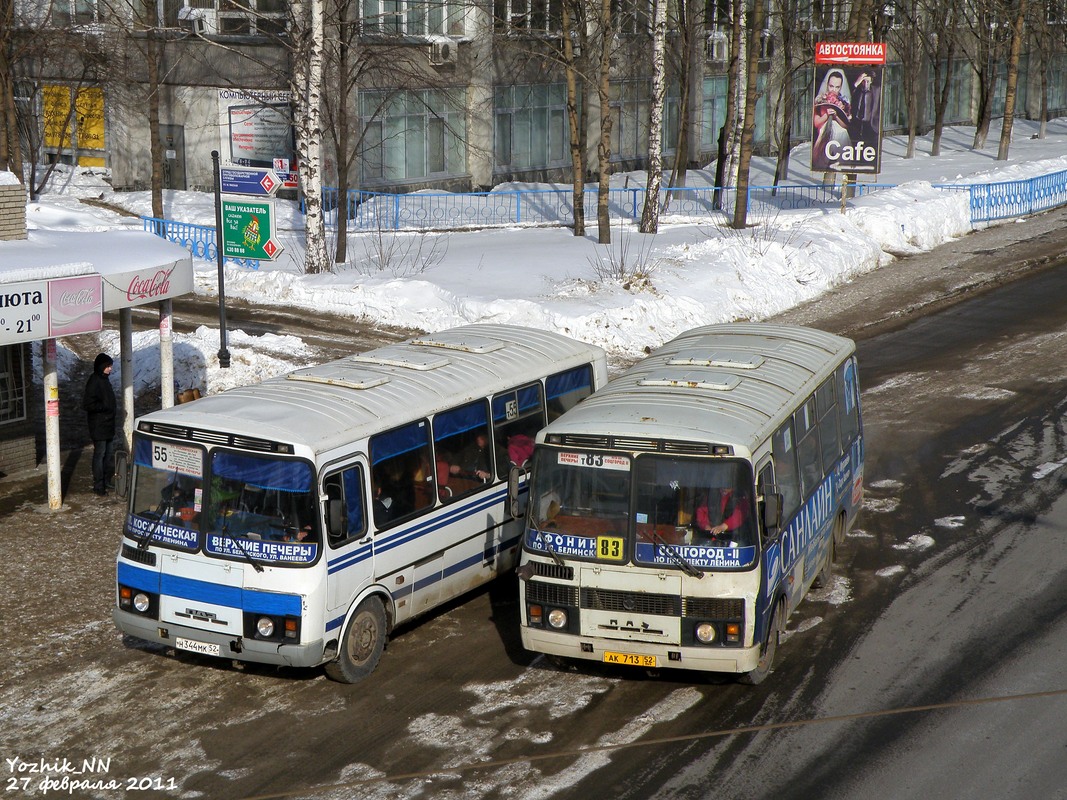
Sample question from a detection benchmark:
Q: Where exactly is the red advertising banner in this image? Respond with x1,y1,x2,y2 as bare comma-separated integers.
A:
815,41,887,65
812,42,885,175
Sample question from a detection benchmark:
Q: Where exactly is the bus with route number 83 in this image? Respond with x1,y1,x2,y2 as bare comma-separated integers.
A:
513,323,863,683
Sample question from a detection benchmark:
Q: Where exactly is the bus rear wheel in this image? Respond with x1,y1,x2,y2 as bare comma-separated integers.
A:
325,596,387,684
741,600,782,686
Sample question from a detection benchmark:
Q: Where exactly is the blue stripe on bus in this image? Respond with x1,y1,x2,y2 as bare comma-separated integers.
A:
326,485,515,576
117,562,300,616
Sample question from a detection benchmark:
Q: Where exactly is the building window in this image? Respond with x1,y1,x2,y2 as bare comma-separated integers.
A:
493,0,561,32
494,84,569,171
177,0,288,36
611,80,680,163
359,89,466,184
47,0,100,26
701,75,727,152
0,346,28,425
363,0,465,35
612,0,650,34
705,0,729,32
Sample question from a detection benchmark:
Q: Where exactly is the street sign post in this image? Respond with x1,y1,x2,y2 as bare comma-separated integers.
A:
219,166,281,197
220,198,283,261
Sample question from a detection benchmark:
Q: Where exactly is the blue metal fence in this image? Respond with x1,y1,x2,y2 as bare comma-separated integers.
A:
966,168,1067,222
141,217,261,270
316,182,900,232
145,169,1067,266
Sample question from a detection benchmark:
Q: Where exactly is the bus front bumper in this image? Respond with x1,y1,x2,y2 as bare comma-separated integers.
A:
521,626,762,674
114,608,326,669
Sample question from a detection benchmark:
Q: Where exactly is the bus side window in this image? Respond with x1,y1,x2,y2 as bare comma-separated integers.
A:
546,364,594,422
838,358,861,445
816,376,841,469
795,396,823,497
492,382,546,479
324,467,367,547
756,461,777,541
772,420,802,520
433,400,492,503
370,420,434,527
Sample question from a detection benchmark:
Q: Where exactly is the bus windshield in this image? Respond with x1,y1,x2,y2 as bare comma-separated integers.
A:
527,449,758,569
203,451,319,565
129,438,206,552
128,436,319,565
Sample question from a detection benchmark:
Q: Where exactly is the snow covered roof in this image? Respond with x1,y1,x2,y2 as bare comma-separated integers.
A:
0,229,193,310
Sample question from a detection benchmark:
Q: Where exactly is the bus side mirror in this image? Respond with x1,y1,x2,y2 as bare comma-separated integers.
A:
115,451,130,499
507,466,529,519
327,497,344,538
761,493,782,539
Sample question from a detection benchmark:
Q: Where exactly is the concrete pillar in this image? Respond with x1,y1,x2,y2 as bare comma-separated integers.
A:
44,339,62,510
120,308,134,454
160,298,174,409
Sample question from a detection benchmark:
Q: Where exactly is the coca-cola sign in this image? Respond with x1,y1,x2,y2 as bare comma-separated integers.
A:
127,267,174,302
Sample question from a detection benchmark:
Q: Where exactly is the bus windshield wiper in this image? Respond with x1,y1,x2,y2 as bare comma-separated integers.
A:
531,520,566,567
218,516,265,573
648,529,704,579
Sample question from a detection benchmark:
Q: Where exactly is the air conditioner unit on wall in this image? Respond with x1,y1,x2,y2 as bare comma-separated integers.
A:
178,6,219,35
428,35,457,66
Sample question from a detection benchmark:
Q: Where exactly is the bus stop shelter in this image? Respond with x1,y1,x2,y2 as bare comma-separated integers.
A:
0,228,194,508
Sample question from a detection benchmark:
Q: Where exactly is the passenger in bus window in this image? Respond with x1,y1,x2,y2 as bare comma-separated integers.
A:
506,433,535,467
450,432,492,482
692,488,748,545
372,478,395,526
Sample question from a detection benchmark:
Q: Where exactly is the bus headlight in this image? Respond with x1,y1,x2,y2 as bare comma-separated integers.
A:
695,622,716,644
547,609,568,629
133,593,151,613
256,617,275,638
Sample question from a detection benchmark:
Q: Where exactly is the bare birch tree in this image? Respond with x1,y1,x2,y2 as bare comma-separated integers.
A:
593,0,617,244
713,0,743,209
639,0,667,233
732,0,763,229
290,0,330,273
560,0,590,235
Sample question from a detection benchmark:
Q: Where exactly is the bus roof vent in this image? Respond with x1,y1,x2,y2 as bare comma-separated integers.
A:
637,370,741,392
347,350,451,371
410,332,505,354
287,367,391,390
667,349,765,370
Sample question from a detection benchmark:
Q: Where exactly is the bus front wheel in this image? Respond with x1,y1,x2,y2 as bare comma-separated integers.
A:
325,596,387,684
741,600,782,686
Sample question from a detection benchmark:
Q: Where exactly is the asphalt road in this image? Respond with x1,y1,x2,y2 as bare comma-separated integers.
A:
4,206,1067,800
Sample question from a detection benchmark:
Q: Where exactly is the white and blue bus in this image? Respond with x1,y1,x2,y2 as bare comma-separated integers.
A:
514,323,862,683
113,325,607,682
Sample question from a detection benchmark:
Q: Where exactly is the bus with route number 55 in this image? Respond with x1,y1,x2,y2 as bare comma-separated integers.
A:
513,323,863,683
113,324,607,682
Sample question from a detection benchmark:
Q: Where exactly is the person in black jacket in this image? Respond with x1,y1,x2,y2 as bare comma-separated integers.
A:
83,352,116,496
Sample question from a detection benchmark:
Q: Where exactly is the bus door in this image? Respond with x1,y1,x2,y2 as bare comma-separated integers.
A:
324,463,375,617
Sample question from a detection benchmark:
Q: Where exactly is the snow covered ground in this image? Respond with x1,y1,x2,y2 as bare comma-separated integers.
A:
19,117,1067,395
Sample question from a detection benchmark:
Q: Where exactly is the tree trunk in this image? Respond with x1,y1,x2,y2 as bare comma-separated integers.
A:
562,0,586,236
997,0,1028,160
639,0,667,233
0,0,23,178
595,0,615,244
668,0,696,193
731,0,763,229
293,0,330,274
147,34,164,220
713,0,743,209
332,19,351,265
